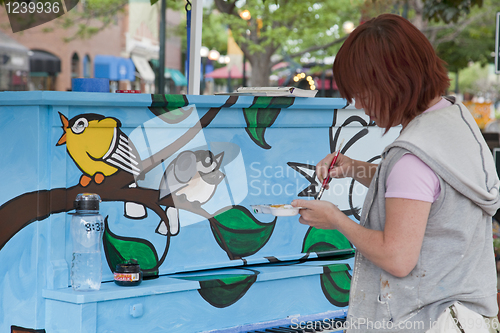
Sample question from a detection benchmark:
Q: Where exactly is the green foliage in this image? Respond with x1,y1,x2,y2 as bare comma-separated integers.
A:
494,237,500,250
202,0,369,85
203,0,494,84
49,0,128,40
84,0,127,11
433,0,498,73
423,0,483,23
200,11,230,56
457,62,499,98
216,0,363,61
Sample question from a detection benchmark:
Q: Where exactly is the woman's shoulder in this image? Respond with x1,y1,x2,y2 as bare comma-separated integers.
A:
386,153,440,202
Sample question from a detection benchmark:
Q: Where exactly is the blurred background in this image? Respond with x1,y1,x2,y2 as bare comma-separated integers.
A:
0,0,498,102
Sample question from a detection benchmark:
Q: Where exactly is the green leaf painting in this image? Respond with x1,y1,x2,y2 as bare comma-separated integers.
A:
149,94,192,123
210,206,276,259
302,227,354,258
249,97,296,109
243,96,294,149
103,217,160,278
320,263,351,307
176,273,258,308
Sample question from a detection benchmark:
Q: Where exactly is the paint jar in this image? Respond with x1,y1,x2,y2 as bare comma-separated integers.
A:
114,260,143,286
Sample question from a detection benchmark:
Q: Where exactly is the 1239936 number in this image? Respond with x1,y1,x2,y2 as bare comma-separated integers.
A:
6,1,60,14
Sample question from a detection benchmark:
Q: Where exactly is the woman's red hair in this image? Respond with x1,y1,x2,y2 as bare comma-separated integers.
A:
333,14,450,132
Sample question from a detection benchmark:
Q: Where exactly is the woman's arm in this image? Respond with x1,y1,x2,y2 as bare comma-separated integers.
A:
317,153,378,188
291,198,430,277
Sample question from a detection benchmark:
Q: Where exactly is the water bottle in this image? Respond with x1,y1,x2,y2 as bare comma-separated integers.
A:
70,193,104,291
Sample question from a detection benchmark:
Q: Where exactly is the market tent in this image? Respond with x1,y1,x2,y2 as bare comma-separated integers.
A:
131,55,155,83
0,32,30,90
149,59,188,86
0,31,29,72
94,55,135,81
30,50,60,74
271,62,289,71
165,68,187,86
204,64,250,79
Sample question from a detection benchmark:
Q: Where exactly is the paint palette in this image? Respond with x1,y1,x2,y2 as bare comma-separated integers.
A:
251,204,302,216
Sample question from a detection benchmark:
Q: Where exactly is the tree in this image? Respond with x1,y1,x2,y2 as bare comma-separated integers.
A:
428,0,498,73
400,0,498,96
353,0,496,93
211,0,363,87
203,0,494,87
423,0,483,23
362,0,484,27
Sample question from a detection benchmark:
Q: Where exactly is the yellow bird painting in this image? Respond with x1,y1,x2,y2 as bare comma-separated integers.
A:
56,112,141,187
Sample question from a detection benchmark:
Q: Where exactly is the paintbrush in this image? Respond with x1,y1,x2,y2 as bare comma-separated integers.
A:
317,139,345,200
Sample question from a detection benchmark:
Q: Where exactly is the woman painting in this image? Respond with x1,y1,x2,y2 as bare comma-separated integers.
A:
292,13,500,332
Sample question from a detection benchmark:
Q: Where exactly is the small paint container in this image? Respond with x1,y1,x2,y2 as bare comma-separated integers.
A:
114,262,143,286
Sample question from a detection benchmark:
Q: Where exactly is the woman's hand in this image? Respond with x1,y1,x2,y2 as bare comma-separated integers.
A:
291,199,341,229
316,153,354,189
317,153,378,189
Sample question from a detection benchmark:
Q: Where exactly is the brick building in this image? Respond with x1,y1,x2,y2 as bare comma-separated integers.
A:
0,1,183,93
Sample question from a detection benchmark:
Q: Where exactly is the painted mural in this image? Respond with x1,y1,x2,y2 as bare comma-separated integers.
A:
0,92,398,332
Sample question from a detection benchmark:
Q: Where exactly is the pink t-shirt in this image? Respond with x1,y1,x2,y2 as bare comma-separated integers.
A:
385,98,452,202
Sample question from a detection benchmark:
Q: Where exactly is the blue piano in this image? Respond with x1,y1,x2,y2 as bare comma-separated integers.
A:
0,91,398,332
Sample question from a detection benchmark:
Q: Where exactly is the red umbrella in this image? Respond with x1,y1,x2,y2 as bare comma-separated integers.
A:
205,64,249,79
271,62,289,71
